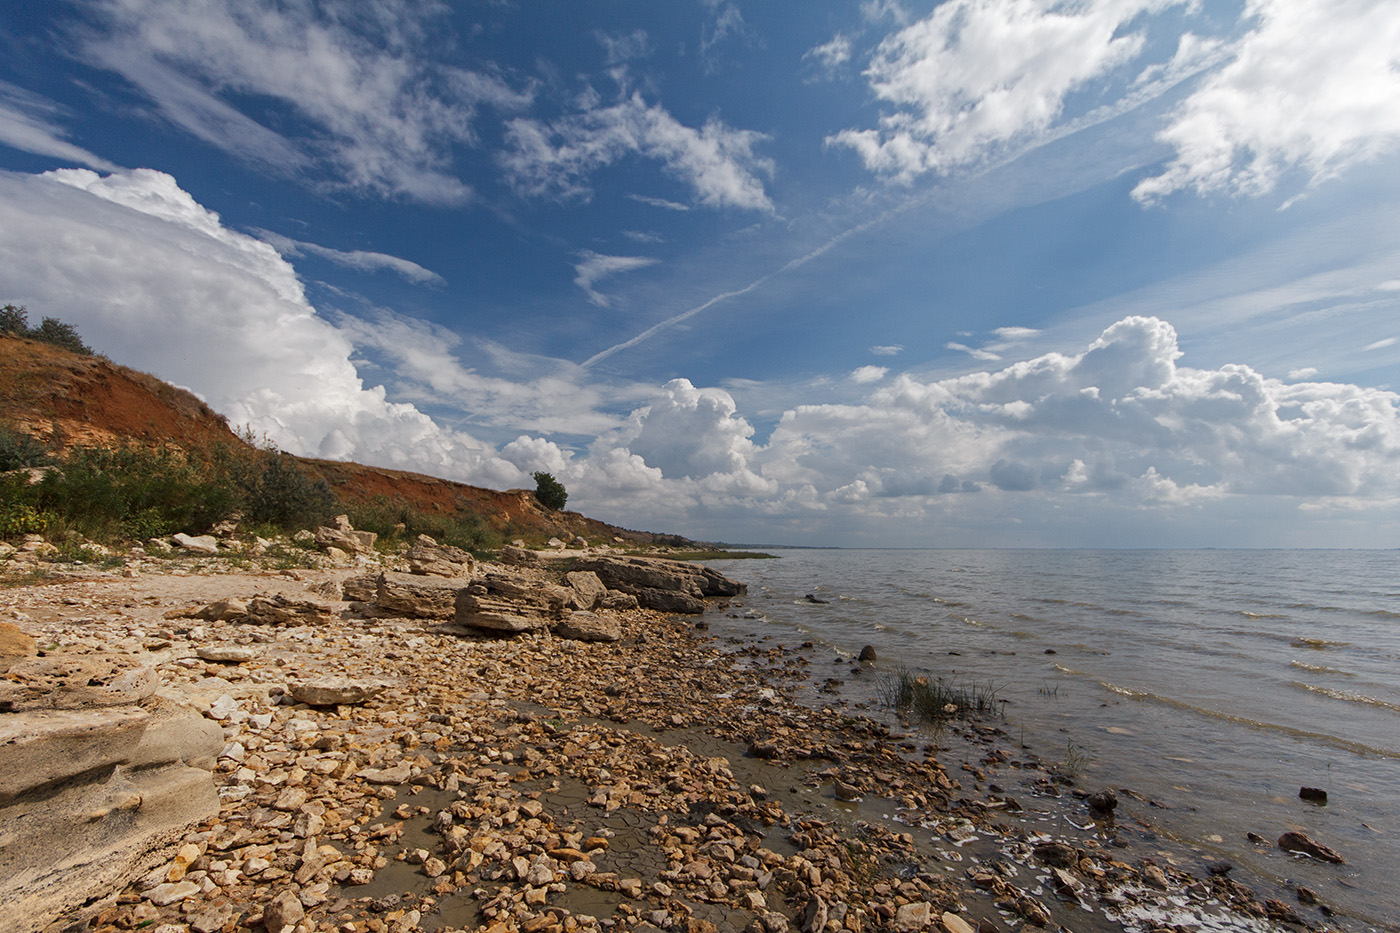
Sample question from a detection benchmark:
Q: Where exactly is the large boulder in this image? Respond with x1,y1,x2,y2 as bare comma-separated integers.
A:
0,698,220,933
556,611,622,643
375,571,475,619
454,572,573,634
406,535,475,577
573,555,745,614
564,571,607,610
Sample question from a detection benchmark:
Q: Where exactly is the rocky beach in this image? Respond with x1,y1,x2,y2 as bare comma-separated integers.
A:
1,528,1354,933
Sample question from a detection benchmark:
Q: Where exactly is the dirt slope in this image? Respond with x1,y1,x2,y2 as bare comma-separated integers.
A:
0,333,684,545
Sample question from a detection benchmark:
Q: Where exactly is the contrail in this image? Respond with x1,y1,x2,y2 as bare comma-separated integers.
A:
580,211,896,369
579,49,1223,370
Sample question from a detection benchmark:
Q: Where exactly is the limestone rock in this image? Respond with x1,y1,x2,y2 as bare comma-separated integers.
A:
290,677,388,707
195,645,257,664
454,573,572,635
0,656,157,712
556,611,622,643
0,707,151,800
573,555,745,614
500,545,541,567
171,533,218,555
244,595,335,625
314,523,376,555
189,597,248,622
0,621,37,672
565,570,607,610
1278,830,1345,863
407,535,476,577
940,913,976,933
893,902,931,932
376,571,473,619
342,573,379,602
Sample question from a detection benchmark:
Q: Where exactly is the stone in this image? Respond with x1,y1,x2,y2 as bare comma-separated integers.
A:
127,701,224,771
556,611,622,643
565,571,607,610
342,573,379,602
0,707,151,800
190,597,248,622
857,645,877,662
290,677,387,707
196,645,256,663
453,574,572,635
244,595,335,625
500,545,541,567
376,571,472,619
314,524,375,555
147,879,201,907
940,913,976,933
1299,786,1328,804
171,533,219,554
263,889,305,932
893,902,931,932
1032,841,1078,868
1278,830,1345,863
0,622,37,672
407,536,475,577
573,555,744,613
360,761,413,785
1086,788,1118,817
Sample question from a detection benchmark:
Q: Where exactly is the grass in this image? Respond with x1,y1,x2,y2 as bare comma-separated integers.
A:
1057,739,1093,782
879,668,1003,726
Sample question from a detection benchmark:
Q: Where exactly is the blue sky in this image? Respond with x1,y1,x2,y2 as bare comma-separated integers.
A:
2,0,1399,547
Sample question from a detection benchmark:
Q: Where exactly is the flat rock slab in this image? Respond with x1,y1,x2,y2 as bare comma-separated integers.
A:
0,656,158,711
556,611,622,642
195,646,257,663
289,678,388,707
0,706,150,800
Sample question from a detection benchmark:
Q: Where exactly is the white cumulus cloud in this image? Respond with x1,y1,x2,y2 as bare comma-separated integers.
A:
0,167,523,484
1134,0,1400,203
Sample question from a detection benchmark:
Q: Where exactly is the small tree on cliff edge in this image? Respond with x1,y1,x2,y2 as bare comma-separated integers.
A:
532,471,567,511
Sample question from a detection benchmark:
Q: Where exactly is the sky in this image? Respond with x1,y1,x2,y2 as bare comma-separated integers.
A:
1,0,1399,548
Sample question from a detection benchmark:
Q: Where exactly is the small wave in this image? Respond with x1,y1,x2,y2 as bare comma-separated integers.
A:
1239,611,1289,619
1052,664,1089,676
1361,607,1400,620
1096,680,1400,757
1292,682,1400,713
953,615,986,627
1289,660,1351,675
1291,637,1350,650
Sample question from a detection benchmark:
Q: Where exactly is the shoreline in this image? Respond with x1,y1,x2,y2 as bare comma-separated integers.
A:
0,555,1359,933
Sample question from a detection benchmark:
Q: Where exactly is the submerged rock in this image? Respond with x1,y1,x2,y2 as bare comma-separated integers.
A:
1278,830,1345,863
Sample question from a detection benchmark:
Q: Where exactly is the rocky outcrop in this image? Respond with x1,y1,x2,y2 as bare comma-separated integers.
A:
565,570,607,610
0,655,221,933
405,535,475,577
374,571,475,619
313,514,377,556
454,572,573,635
573,555,745,614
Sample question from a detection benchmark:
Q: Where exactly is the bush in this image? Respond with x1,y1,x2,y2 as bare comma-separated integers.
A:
242,453,336,529
345,496,502,556
0,426,49,471
31,445,236,541
532,471,568,511
0,304,93,355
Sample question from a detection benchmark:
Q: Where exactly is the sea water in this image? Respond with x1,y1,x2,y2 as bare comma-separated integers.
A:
703,549,1400,931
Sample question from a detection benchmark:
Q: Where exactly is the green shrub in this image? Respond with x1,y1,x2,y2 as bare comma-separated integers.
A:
242,453,336,529
532,471,568,511
345,496,501,556
32,445,234,541
0,304,93,355
0,427,49,471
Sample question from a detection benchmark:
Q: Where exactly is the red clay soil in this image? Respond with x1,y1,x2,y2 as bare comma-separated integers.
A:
0,335,242,453
1,334,679,545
